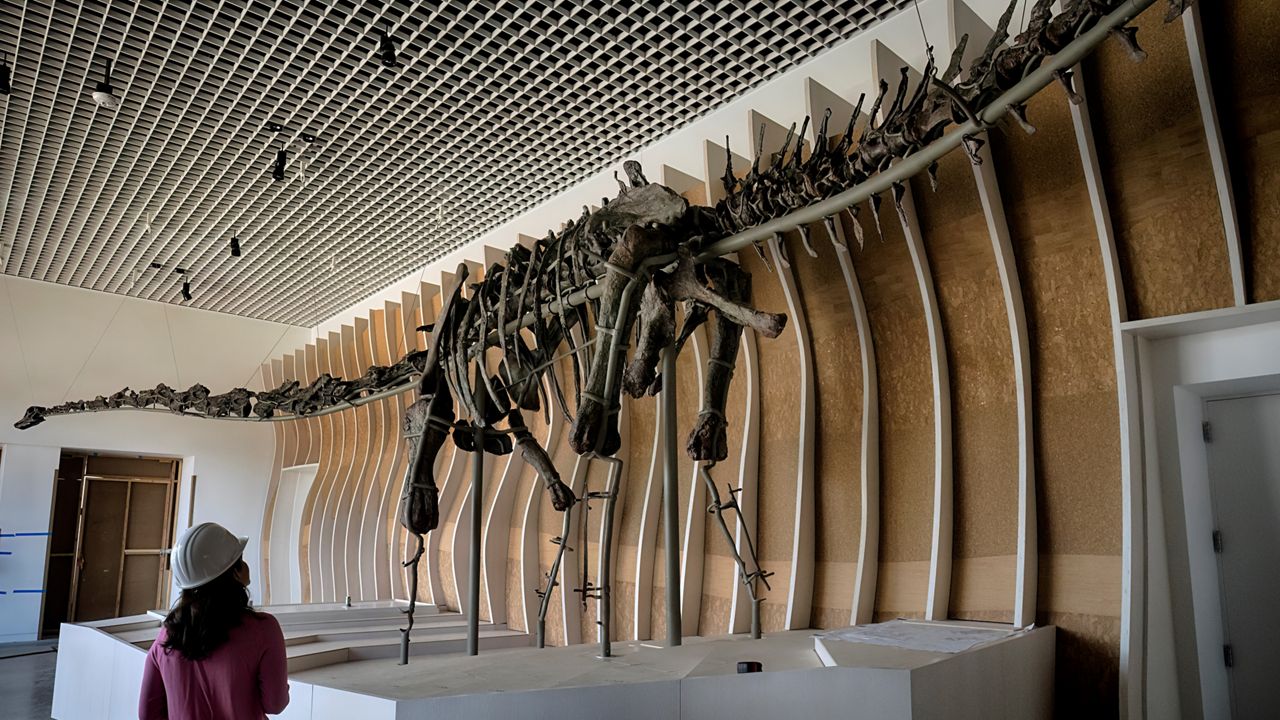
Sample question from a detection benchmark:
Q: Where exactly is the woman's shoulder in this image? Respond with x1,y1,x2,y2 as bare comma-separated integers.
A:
245,609,282,630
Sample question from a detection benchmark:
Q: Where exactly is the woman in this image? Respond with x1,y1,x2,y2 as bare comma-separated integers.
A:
139,522,289,719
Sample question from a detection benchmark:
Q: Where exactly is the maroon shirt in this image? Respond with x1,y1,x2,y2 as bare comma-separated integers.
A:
139,611,289,719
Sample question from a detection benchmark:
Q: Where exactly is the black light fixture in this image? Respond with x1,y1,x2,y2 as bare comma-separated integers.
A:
377,23,399,68
272,147,287,181
229,234,241,257
0,52,12,96
174,267,191,301
91,58,120,109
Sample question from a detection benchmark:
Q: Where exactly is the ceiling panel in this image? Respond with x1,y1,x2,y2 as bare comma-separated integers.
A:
0,0,909,325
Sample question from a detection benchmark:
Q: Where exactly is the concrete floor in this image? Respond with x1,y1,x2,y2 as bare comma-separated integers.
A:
0,644,57,720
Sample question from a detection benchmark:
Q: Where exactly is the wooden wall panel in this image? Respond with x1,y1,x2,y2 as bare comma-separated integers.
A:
1203,0,1280,302
319,327,358,602
538,352,584,646
1083,8,1233,318
617,391,657,640
436,265,483,612
404,287,442,604
909,146,1019,624
367,304,399,600
349,315,384,601
260,360,286,604
843,183,933,621
507,375,563,634
293,349,314,465
993,86,1124,717
790,223,863,630
300,338,334,602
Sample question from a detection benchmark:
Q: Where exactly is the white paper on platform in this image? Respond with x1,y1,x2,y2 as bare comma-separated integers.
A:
819,620,1020,654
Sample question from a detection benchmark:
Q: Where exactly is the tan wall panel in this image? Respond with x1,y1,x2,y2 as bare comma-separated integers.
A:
536,350,581,645
617,391,657,641
503,372,556,632
994,84,1123,717
696,315,753,635
1204,1,1280,302
299,338,336,602
1084,9,1233,318
910,148,1020,622
368,306,398,600
734,248,800,632
258,360,284,604
789,225,864,629
843,194,932,619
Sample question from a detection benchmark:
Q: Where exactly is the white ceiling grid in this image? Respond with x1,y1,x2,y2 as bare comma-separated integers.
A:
0,0,909,326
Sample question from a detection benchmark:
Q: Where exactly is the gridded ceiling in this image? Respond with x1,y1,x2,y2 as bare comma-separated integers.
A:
0,0,910,326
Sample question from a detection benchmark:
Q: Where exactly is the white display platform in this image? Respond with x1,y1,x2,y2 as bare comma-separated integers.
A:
52,608,1053,720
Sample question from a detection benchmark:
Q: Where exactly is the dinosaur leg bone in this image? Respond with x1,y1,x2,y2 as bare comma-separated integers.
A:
569,223,677,456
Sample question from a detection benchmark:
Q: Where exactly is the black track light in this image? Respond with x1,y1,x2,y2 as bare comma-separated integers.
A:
181,280,192,301
272,148,287,181
377,25,399,68
229,234,241,257
91,58,119,110
0,53,12,96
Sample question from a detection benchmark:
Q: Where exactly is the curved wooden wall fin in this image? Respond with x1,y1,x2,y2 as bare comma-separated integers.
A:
871,40,953,623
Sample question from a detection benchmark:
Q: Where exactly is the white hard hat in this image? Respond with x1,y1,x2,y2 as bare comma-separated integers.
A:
171,522,248,590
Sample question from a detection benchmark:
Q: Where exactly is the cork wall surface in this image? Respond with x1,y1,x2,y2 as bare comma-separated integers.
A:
909,147,1019,624
736,246,800,633
993,87,1123,718
842,189,933,621
789,222,864,630
696,316,754,635
615,391,656,640
1083,9,1233,319
1203,1,1280,303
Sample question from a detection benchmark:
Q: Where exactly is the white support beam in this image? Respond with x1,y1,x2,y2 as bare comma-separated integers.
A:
679,326,710,635
805,77,882,627
631,395,666,641
1068,66,1145,720
872,40,953,622
764,233,816,631
833,217,882,626
1182,3,1246,306
703,139,761,635
515,375,565,634
750,108,817,632
969,143,1038,627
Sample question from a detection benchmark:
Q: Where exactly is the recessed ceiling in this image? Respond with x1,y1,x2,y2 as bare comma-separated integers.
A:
0,0,910,326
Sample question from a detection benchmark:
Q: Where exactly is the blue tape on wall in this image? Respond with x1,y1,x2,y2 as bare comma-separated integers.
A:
0,551,12,555
0,532,49,537
12,589,44,594
0,591,7,595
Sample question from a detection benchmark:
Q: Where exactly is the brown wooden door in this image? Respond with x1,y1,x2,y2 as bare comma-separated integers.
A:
70,463,178,622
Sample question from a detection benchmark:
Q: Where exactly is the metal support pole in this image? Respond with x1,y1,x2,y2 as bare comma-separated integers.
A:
596,455,623,658
661,345,681,646
467,383,486,657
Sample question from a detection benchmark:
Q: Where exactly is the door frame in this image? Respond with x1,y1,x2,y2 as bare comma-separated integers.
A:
67,461,181,621
1126,302,1280,720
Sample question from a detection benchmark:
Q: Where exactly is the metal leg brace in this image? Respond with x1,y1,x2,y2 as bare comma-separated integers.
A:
700,461,771,639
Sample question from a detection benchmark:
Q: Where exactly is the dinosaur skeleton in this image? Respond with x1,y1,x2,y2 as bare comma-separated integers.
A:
15,0,1192,652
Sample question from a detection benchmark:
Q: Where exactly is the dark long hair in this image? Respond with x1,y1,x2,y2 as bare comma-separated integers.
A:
161,559,251,660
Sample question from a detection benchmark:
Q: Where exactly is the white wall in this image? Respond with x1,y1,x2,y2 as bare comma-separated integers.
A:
0,443,60,642
0,274,312,630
